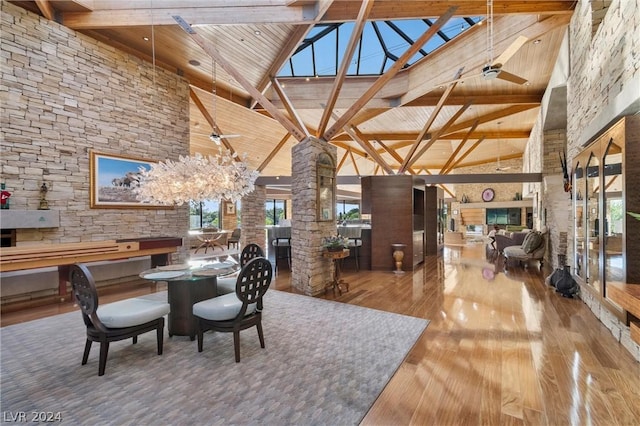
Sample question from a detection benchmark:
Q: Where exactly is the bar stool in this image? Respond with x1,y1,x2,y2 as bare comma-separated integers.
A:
338,226,362,271
271,226,291,272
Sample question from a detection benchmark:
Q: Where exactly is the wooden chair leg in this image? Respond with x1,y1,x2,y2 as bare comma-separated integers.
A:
82,339,92,365
233,330,241,363
256,321,265,348
196,322,204,353
98,341,109,376
156,318,164,355
133,336,138,344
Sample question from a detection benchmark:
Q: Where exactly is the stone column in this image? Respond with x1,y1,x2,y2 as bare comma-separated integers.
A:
240,185,267,253
291,137,336,295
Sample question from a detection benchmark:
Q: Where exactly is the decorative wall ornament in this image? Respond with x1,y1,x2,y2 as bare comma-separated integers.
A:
134,150,258,206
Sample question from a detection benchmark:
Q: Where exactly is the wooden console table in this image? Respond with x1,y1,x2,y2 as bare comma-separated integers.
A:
323,249,350,295
0,237,182,298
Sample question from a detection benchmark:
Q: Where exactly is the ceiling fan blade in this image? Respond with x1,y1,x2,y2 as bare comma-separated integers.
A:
496,70,528,85
492,35,528,67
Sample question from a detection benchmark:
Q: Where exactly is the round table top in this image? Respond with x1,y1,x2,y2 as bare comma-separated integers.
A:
140,255,240,281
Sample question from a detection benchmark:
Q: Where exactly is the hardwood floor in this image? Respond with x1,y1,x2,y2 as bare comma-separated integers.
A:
2,243,639,425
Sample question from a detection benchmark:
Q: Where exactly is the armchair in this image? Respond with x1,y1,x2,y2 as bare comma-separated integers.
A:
494,231,530,253
503,231,548,269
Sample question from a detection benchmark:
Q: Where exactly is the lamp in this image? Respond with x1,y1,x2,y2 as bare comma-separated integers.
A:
134,150,258,206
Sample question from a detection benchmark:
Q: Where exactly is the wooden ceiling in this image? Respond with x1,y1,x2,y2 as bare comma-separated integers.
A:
12,0,575,182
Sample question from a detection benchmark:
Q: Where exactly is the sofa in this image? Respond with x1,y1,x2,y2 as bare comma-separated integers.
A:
503,231,548,269
494,230,530,253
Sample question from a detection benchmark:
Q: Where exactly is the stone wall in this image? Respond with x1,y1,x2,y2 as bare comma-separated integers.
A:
562,0,639,361
452,157,525,203
240,186,267,252
0,2,190,257
291,137,335,295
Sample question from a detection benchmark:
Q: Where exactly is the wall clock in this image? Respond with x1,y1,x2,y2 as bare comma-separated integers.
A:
482,188,495,202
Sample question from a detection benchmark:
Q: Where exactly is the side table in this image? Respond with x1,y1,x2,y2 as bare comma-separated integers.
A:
323,248,350,295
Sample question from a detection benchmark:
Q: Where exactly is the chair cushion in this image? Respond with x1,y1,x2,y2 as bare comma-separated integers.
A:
503,245,528,259
97,298,170,328
521,231,543,253
193,293,256,321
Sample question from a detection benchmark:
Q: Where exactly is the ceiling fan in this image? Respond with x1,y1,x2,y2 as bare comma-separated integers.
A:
436,0,529,87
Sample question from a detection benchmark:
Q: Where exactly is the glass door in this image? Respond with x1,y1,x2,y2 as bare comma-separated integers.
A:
574,161,585,279
603,137,624,302
586,152,601,293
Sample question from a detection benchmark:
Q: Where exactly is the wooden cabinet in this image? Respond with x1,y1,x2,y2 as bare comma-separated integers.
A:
572,115,640,318
361,175,425,270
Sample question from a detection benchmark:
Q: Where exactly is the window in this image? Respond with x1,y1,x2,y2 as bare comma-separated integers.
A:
265,199,287,225
190,200,220,229
336,200,360,221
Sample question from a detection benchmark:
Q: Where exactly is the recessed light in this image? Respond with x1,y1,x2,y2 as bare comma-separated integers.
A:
533,39,541,44
143,37,149,41
305,77,310,82
254,30,261,36
188,59,201,66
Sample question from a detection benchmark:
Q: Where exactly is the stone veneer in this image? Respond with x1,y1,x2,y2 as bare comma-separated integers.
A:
0,2,190,261
290,137,336,295
540,0,640,361
240,185,267,252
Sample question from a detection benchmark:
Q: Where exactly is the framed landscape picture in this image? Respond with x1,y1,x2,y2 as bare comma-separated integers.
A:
90,151,170,209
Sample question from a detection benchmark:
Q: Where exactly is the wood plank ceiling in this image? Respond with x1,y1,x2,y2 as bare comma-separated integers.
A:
12,0,576,191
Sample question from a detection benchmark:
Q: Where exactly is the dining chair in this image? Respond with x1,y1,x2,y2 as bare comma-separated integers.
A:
227,228,241,249
192,257,273,362
216,243,265,295
69,263,170,376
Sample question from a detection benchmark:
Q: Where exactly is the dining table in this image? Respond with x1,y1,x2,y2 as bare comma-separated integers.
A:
139,254,240,340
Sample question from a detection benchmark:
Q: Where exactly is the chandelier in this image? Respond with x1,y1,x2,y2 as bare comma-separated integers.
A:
134,150,259,205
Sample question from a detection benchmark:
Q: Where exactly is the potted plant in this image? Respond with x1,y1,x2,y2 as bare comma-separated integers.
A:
322,235,349,252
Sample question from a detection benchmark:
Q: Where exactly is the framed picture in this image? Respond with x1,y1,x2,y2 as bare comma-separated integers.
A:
316,152,335,222
226,202,236,215
90,151,170,209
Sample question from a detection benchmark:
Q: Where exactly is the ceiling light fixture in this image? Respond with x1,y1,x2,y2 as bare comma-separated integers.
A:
134,151,258,205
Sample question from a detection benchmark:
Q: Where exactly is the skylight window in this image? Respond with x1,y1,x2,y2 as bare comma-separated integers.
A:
278,17,482,78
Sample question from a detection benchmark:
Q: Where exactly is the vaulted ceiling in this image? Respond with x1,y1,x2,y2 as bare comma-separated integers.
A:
12,1,575,194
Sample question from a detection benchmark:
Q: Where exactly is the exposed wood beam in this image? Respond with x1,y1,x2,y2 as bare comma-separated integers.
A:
189,87,237,156
444,137,485,174
321,1,575,22
331,141,368,159
62,4,321,29
251,25,313,110
336,150,349,174
406,94,543,107
348,149,361,177
257,133,292,173
405,100,473,170
441,104,538,137
323,6,457,141
399,67,463,173
317,0,374,136
176,19,307,141
251,0,334,109
271,77,310,138
60,1,574,29
330,112,394,175
34,0,55,21
439,121,478,174
330,130,530,142
350,108,388,127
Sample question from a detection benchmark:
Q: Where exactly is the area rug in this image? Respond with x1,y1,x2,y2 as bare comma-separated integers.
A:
1,290,428,425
